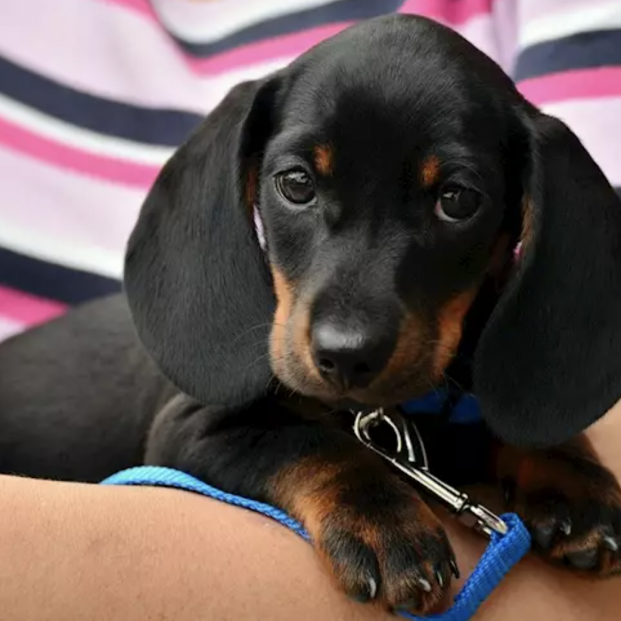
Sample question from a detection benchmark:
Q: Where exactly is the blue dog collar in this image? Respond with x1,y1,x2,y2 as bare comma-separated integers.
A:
102,466,530,620
401,389,482,425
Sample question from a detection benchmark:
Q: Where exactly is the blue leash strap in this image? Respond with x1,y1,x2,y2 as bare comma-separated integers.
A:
102,465,530,621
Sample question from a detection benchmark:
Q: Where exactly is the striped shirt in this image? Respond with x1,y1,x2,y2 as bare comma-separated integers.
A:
1,0,620,341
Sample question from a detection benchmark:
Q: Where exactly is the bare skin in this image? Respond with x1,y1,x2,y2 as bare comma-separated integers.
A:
1,403,621,621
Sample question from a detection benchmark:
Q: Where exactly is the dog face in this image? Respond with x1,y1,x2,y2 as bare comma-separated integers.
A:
258,22,518,405
125,15,621,448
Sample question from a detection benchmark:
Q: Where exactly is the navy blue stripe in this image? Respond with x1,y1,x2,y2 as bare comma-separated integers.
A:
0,55,203,148
174,0,404,57
515,29,621,82
0,249,121,306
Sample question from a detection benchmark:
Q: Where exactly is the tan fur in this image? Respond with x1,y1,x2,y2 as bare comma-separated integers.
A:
314,144,334,176
432,289,478,380
420,155,441,188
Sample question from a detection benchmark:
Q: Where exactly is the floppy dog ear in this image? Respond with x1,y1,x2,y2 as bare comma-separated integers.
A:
475,111,621,448
124,79,279,407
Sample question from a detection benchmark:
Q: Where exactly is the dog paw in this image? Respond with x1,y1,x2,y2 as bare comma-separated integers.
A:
502,452,621,577
314,483,457,614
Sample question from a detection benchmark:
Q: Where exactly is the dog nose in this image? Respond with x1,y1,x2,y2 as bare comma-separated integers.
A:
311,320,391,389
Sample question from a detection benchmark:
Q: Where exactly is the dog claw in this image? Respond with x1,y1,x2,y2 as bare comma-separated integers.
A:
435,569,444,589
603,535,619,552
559,519,572,537
417,577,432,593
367,576,378,600
450,558,460,579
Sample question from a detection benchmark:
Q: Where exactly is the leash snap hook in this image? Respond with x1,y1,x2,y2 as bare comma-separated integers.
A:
353,409,508,538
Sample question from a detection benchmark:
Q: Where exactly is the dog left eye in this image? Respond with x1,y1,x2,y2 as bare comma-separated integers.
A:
434,187,481,223
275,170,317,207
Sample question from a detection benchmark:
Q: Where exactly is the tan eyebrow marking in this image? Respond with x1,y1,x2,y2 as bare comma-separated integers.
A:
314,144,334,176
420,155,441,188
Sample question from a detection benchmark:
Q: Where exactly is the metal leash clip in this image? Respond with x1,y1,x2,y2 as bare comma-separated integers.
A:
353,408,507,538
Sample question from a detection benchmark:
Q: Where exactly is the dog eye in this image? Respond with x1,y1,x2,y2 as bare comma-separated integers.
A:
275,170,316,207
434,187,481,223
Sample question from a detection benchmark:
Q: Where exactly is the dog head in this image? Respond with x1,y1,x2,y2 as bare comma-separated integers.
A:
125,15,621,448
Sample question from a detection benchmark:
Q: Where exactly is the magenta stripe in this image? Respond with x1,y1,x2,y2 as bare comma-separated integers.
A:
518,67,621,105
0,117,160,188
399,0,493,24
0,286,66,325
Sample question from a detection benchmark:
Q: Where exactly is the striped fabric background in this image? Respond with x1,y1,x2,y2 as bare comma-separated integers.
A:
1,0,620,341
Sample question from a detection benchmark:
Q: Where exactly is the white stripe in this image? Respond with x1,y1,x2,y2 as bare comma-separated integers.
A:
0,93,174,165
0,222,124,280
0,145,144,279
0,317,25,343
519,2,621,49
151,0,340,44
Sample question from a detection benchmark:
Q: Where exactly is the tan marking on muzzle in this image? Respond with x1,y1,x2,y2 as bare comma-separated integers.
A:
370,311,423,388
270,266,321,382
270,266,293,366
432,289,478,380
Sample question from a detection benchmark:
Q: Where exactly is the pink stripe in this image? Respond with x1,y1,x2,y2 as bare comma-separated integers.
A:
0,286,66,325
0,117,161,188
518,68,621,105
399,0,493,24
189,22,351,75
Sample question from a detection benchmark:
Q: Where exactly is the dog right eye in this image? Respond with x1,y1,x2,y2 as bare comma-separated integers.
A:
275,170,317,207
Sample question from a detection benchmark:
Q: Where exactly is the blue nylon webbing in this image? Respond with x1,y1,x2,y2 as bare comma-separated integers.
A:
102,465,531,620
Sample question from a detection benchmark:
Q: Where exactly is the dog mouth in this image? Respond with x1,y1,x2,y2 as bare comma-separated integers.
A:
273,364,439,412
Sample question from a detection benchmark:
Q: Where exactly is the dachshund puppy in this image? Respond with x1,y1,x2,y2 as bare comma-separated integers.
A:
2,14,621,615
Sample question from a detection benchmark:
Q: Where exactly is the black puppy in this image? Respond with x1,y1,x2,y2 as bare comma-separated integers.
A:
2,14,621,614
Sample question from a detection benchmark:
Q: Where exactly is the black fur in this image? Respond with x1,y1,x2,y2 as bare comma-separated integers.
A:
475,113,621,446
2,14,621,613
125,79,277,408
